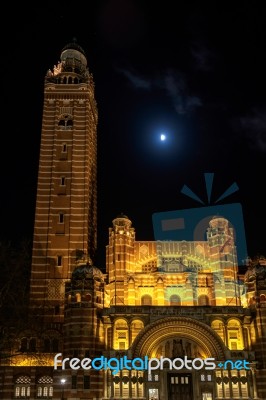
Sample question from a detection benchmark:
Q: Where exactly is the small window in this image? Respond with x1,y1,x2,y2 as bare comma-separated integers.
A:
260,294,266,302
198,295,210,306
54,305,60,315
170,295,181,306
44,338,50,352
52,338,59,352
231,341,238,350
62,144,67,152
57,255,62,266
59,213,64,223
60,177,66,186
72,375,77,389
119,342,126,350
96,295,101,303
29,338,36,352
20,337,28,352
84,376,90,390
141,295,152,306
85,294,91,302
85,350,90,357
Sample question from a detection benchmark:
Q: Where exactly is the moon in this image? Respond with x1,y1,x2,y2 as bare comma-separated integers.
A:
160,133,166,141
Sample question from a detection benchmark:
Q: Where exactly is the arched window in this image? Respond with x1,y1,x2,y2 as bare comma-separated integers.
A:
131,320,144,342
260,294,266,302
114,319,128,350
54,305,60,315
14,376,31,398
170,295,181,305
29,338,36,352
211,319,225,341
58,115,73,128
96,295,101,304
52,338,59,352
59,213,64,223
227,318,242,351
198,294,210,306
20,337,28,352
37,376,53,398
85,293,92,302
141,295,152,306
43,338,50,352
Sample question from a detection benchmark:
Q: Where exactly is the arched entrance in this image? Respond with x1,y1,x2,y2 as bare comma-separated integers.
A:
131,317,226,400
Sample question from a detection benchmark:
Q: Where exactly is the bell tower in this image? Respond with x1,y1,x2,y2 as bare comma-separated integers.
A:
106,213,136,305
29,40,98,320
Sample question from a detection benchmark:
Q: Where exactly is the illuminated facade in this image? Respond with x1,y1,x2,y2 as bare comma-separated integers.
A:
1,41,266,400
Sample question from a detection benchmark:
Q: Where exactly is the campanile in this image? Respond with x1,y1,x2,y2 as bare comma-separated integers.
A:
29,40,98,319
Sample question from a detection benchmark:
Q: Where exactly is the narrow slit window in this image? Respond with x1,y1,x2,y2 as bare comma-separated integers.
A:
84,376,90,389
59,213,64,223
72,375,77,389
57,255,62,266
61,177,65,186
62,143,67,152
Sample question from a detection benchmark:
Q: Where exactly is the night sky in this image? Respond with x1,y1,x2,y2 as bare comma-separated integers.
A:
1,1,266,268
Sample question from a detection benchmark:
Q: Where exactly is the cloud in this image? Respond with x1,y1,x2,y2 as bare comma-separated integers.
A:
116,67,151,89
236,108,266,152
115,66,202,114
189,40,215,72
162,69,202,114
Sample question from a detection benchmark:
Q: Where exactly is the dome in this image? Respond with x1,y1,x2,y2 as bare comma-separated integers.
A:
209,215,228,229
61,39,86,56
60,39,87,68
72,263,103,280
112,213,132,228
117,212,129,219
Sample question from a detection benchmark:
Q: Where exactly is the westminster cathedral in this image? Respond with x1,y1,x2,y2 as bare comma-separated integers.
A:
1,40,266,400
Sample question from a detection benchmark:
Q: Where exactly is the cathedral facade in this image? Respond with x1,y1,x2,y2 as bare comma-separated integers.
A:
1,41,266,400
